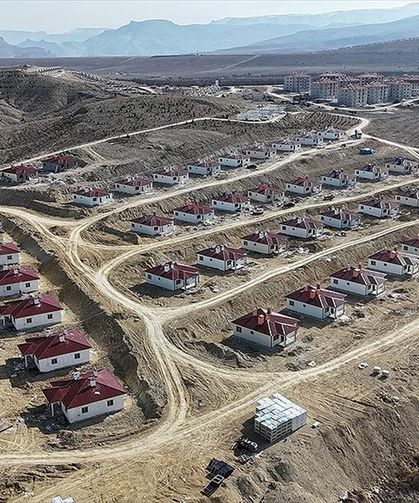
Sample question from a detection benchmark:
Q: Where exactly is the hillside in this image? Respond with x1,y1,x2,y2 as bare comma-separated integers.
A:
0,37,51,58
217,14,419,54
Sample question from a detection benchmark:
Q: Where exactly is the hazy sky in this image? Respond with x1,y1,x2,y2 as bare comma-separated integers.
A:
1,0,418,32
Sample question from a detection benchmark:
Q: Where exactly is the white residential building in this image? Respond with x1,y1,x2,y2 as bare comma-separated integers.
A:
272,140,301,153
286,284,346,320
0,294,64,331
244,146,275,160
73,188,113,207
0,236,20,266
218,154,250,168
233,307,299,350
0,267,40,298
329,266,386,297
212,191,250,212
284,73,312,94
248,183,285,204
173,203,215,224
385,157,418,175
114,177,153,195
367,249,419,277
153,168,189,185
130,214,175,236
187,160,221,176
395,186,419,207
358,197,399,218
197,245,247,272
145,262,199,291
18,327,92,373
1,165,38,183
279,217,324,239
320,208,361,229
286,176,322,196
401,237,419,256
320,128,344,141
295,133,324,147
355,164,388,182
242,231,288,255
321,169,356,188
43,369,126,424
254,394,307,443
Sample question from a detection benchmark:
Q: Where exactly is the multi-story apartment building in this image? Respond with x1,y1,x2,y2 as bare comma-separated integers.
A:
367,83,391,104
389,81,413,101
311,80,341,101
338,85,369,107
357,73,384,85
284,73,312,94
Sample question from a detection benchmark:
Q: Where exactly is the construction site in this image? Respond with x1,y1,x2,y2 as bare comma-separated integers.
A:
0,67,418,503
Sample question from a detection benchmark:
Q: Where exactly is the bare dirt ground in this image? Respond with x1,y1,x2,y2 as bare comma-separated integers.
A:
365,108,419,149
0,79,418,503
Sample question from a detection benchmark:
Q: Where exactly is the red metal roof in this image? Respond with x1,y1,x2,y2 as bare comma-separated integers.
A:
18,327,91,360
189,160,219,168
331,266,386,286
368,249,416,266
43,154,78,167
361,197,398,210
198,245,246,261
74,188,111,198
289,176,319,187
175,202,214,215
397,186,418,199
0,266,39,286
131,214,173,226
321,208,359,221
326,169,352,180
3,165,38,176
281,217,324,230
146,262,199,281
402,237,419,248
243,231,288,246
286,285,346,309
0,294,63,320
43,369,125,409
250,183,283,196
116,177,152,187
214,192,249,204
232,307,298,337
359,164,382,173
0,242,20,256
156,168,188,177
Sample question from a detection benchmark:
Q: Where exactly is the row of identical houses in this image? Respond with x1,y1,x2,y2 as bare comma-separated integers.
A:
0,229,126,425
67,127,345,207
231,236,419,350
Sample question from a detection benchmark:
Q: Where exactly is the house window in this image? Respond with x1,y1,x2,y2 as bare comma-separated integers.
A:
47,314,53,320
289,300,295,306
6,286,11,291
360,205,364,209
273,334,279,341
243,241,248,245
333,279,338,284
236,326,242,333
81,406,89,414
51,358,58,365
199,256,203,261
147,274,152,279
107,399,114,407
250,330,254,335
74,353,81,359
25,282,31,287
153,227,158,231
7,255,12,260
403,245,408,251
26,317,32,324
371,260,376,265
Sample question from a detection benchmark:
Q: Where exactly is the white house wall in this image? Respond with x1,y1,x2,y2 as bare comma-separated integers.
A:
0,278,40,298
131,222,174,236
13,310,63,331
36,348,90,373
63,394,125,423
0,252,20,266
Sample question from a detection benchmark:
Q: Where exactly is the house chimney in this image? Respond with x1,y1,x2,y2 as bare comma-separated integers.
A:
346,265,351,272
163,263,170,272
267,307,272,315
72,370,81,381
309,288,317,300
58,332,66,343
33,296,41,307
389,249,397,259
257,315,265,325
13,268,19,276
0,230,4,244
215,245,221,254
252,308,258,316
90,376,96,387
316,282,321,290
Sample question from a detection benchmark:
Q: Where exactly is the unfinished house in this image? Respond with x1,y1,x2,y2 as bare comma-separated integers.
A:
358,196,399,218
355,163,388,182
321,169,356,188
385,157,418,175
395,186,419,207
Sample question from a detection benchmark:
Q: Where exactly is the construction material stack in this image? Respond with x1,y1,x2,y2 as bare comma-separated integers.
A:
254,393,307,443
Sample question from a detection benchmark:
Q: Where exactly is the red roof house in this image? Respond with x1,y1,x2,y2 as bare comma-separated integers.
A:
173,202,215,224
248,183,284,203
212,191,250,212
242,230,288,255
73,188,113,207
286,284,346,320
43,369,126,423
330,265,386,297
232,307,299,349
0,266,40,297
130,214,174,236
1,165,38,183
18,327,92,372
145,261,199,291
197,244,247,271
0,294,63,331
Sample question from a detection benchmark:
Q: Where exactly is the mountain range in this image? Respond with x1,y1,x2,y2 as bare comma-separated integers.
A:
1,2,419,58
